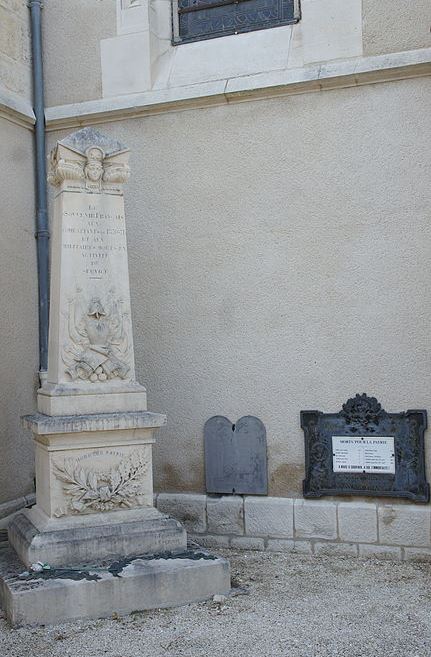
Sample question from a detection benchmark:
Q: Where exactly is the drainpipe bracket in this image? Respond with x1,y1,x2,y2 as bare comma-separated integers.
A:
34,229,50,239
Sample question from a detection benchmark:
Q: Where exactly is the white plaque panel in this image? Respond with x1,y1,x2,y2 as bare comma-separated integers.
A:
332,436,395,474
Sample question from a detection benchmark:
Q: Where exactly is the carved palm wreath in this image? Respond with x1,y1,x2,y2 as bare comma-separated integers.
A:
301,394,429,503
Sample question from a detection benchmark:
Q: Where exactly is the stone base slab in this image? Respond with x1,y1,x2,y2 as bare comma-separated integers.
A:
9,507,187,567
0,547,231,627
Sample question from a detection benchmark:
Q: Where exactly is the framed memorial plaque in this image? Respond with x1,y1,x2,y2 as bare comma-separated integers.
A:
301,394,429,502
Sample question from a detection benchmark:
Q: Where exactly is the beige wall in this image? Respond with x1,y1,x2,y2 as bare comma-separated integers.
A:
363,0,431,56
42,0,116,106
0,0,31,100
49,76,431,497
0,118,38,503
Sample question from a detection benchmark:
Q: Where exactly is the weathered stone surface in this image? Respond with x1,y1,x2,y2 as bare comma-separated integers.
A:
244,497,293,538
314,542,358,557
266,539,313,555
0,8,20,61
8,507,186,568
207,496,244,535
338,502,378,543
294,500,337,540
60,127,127,157
23,411,166,435
189,534,231,549
403,547,431,562
0,547,230,627
378,505,431,547
0,494,35,524
230,536,265,551
358,544,402,561
157,493,207,534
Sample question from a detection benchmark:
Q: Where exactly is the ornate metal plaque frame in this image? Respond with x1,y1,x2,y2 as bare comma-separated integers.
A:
301,394,429,503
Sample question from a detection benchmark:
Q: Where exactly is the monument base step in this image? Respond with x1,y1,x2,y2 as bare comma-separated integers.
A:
37,383,148,416
9,506,187,568
0,547,231,627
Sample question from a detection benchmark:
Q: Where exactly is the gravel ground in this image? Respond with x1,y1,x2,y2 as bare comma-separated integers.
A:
1,548,431,657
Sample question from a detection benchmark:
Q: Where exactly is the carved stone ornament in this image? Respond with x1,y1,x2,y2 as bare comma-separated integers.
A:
62,288,131,383
301,393,429,503
47,152,85,186
340,393,387,427
54,451,149,515
47,127,131,188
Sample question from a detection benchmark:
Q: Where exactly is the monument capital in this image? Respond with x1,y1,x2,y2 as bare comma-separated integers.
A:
48,127,131,192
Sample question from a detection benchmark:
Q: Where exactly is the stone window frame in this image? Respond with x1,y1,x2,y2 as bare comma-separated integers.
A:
102,0,363,99
172,0,301,45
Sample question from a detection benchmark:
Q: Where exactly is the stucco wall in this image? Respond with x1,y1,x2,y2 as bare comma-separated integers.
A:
363,0,431,56
48,76,431,497
42,0,116,106
0,118,38,503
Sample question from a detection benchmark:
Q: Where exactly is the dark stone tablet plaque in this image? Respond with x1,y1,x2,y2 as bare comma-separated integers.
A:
301,394,429,503
204,415,268,495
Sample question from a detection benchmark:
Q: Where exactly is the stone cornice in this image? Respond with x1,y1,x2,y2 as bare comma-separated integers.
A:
0,86,35,130
45,48,431,131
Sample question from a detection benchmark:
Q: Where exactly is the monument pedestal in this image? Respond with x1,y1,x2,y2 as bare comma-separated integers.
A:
9,506,187,568
1,408,230,627
8,411,186,567
0,128,230,626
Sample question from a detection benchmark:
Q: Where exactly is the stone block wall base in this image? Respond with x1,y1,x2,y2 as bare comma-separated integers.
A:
8,507,187,568
155,493,431,561
0,547,230,627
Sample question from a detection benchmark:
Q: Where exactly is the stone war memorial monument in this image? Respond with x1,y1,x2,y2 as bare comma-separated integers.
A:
0,128,229,627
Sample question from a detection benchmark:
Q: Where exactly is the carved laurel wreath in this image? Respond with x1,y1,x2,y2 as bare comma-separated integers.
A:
54,452,148,513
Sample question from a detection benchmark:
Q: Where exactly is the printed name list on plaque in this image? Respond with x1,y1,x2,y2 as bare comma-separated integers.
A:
301,394,429,502
332,437,395,474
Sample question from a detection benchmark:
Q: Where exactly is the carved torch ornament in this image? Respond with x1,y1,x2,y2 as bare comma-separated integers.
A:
62,288,131,383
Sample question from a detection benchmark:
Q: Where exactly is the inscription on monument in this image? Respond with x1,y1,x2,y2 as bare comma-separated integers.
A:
301,394,429,502
61,201,127,281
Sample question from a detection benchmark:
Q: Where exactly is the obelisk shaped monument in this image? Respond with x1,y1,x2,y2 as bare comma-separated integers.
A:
38,128,147,416
1,128,229,626
10,127,177,545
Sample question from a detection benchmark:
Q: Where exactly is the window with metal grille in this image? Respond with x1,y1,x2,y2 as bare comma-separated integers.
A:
172,0,301,45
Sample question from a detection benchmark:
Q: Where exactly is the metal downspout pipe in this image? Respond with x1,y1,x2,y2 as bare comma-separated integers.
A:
29,0,49,376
